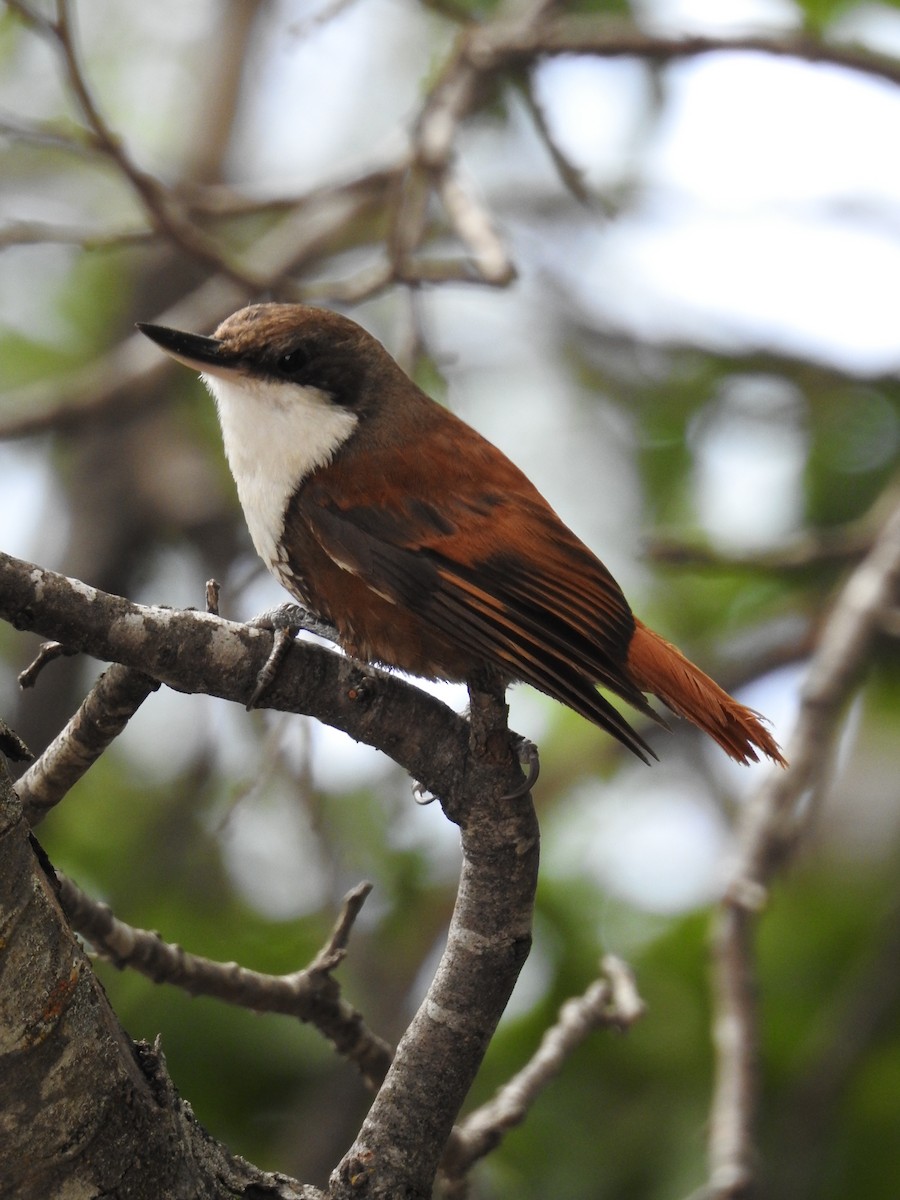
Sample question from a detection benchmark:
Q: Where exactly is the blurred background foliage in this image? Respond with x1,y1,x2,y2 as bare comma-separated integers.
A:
2,0,900,1195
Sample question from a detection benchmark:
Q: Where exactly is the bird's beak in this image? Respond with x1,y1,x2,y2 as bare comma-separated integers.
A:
137,322,237,379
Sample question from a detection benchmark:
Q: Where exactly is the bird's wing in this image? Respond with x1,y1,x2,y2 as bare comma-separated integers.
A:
298,462,661,760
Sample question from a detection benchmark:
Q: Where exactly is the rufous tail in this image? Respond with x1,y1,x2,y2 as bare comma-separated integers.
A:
626,620,786,766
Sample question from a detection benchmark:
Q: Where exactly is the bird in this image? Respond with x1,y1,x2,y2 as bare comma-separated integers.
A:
138,303,785,767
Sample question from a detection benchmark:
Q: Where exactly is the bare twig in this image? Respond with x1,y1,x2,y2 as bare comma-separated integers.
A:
0,219,153,249
7,0,347,294
386,2,551,288
3,0,54,34
205,578,221,616
8,7,897,446
418,0,472,22
287,0,362,39
703,493,900,1199
462,17,900,91
0,170,394,439
739,496,900,880
437,170,516,286
58,876,393,1087
47,0,264,290
16,662,160,827
18,640,77,688
396,9,900,295
646,523,875,573
0,110,97,154
440,955,645,1190
522,94,594,208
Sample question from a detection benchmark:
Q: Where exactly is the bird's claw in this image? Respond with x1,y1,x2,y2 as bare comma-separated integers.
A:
249,603,340,645
245,603,342,709
246,623,298,709
501,736,540,800
412,781,437,806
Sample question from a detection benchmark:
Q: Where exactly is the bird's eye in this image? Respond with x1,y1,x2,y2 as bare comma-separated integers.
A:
270,340,345,402
275,348,311,378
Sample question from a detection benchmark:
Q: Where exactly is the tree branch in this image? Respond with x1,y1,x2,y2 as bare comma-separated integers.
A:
441,955,645,1190
16,661,159,827
464,17,900,90
0,550,473,801
645,521,875,573
0,753,319,1200
330,684,540,1199
0,551,541,1197
703,492,900,1199
43,0,267,291
0,167,395,439
58,875,393,1089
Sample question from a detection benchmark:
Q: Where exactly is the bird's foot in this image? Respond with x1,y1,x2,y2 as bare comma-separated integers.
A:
245,603,340,709
249,603,341,645
466,676,540,800
501,736,540,800
412,781,437,806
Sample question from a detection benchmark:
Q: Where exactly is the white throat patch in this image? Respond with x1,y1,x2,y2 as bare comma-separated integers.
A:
202,372,358,570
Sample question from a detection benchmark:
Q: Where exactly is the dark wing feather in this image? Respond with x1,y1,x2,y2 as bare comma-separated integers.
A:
304,481,659,761
425,568,659,762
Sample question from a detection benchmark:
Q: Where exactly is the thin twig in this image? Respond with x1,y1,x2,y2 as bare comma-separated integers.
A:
516,75,594,207
646,524,875,573
59,876,393,1088
464,17,900,91
0,170,394,439
5,0,262,289
437,170,516,285
2,0,54,34
205,578,221,617
0,112,102,156
16,662,160,827
440,955,645,1189
287,0,362,39
0,220,154,249
48,0,264,291
18,640,78,688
